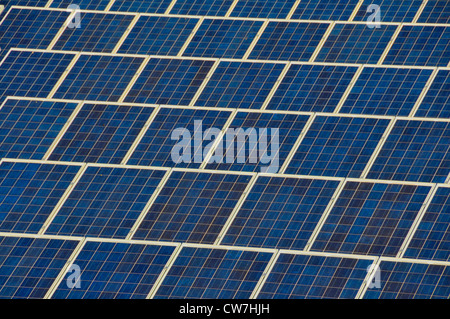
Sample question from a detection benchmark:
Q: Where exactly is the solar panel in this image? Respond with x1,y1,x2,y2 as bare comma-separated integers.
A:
0,99,78,160
49,0,111,10
311,181,431,256
415,70,450,118
353,0,423,22
154,247,273,299
169,0,234,16
109,0,172,13
47,103,154,164
230,0,297,19
417,0,450,24
221,177,340,250
291,0,359,20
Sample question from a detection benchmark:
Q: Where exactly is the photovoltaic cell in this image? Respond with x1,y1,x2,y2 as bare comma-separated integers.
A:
363,261,450,299
257,254,373,299
266,64,358,112
353,0,423,22
367,120,450,183
48,104,154,164
127,107,232,168
340,67,433,116
230,0,297,19
311,181,431,256
53,54,144,102
291,0,359,20
195,61,285,109
248,22,329,61
415,70,450,119
133,171,252,244
0,99,78,160
169,0,234,16
52,241,175,299
49,0,111,10
154,247,273,299
417,0,450,24
109,0,172,13
117,16,199,56
316,24,397,64
221,177,340,250
285,116,390,178
0,236,78,299
404,187,450,262
45,166,166,239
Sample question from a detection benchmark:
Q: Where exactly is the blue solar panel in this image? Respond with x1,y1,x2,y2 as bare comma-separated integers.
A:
49,0,111,10
154,247,273,299
0,236,79,299
363,261,450,299
311,181,431,256
316,24,397,64
117,16,199,56
285,116,390,178
384,26,450,67
248,22,329,61
221,177,340,250
182,19,263,59
195,61,285,109
415,70,450,119
109,0,172,13
170,0,234,16
291,0,359,20
257,254,374,299
367,120,450,183
230,0,297,19
52,241,175,299
133,171,252,244
417,0,450,24
266,64,358,112
404,187,450,262
353,0,423,22
127,107,231,168
47,104,154,164
0,99,78,160
340,67,433,116
45,166,166,239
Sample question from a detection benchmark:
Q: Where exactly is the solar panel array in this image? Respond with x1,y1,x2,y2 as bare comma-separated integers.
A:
0,1,449,299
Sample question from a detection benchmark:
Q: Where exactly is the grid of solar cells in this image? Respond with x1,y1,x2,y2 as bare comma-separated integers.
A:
205,112,310,173
154,247,273,299
316,24,397,64
384,26,450,67
418,0,450,24
51,241,175,299
353,0,423,22
182,19,263,59
127,107,231,168
230,0,296,19
0,99,78,160
124,58,214,105
311,181,431,256
363,261,450,299
53,54,144,102
0,8,69,59
47,104,154,164
248,22,329,62
415,70,450,119
117,16,199,56
340,67,433,116
169,0,233,16
404,187,450,262
257,254,373,299
0,236,78,299
266,64,358,112
49,0,111,10
45,166,166,239
109,0,172,13
52,12,134,53
0,50,74,102
221,177,340,250
285,116,390,178
367,120,450,183
291,0,359,20
195,61,285,109
133,171,251,244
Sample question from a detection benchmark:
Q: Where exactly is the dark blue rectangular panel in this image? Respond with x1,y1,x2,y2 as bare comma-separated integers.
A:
257,254,373,299
221,177,340,250
311,182,431,256
53,55,144,102
285,116,390,178
0,99,78,160
267,64,358,112
0,236,79,299
353,0,423,22
110,0,172,13
50,0,111,10
45,166,166,239
367,120,450,183
415,70,450,118
48,104,154,164
170,0,233,16
291,0,359,20
230,0,297,19
52,241,175,299
417,0,450,24
248,22,329,61
154,247,273,299
133,171,252,244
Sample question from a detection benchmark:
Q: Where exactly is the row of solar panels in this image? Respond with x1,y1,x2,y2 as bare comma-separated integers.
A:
2,0,449,23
